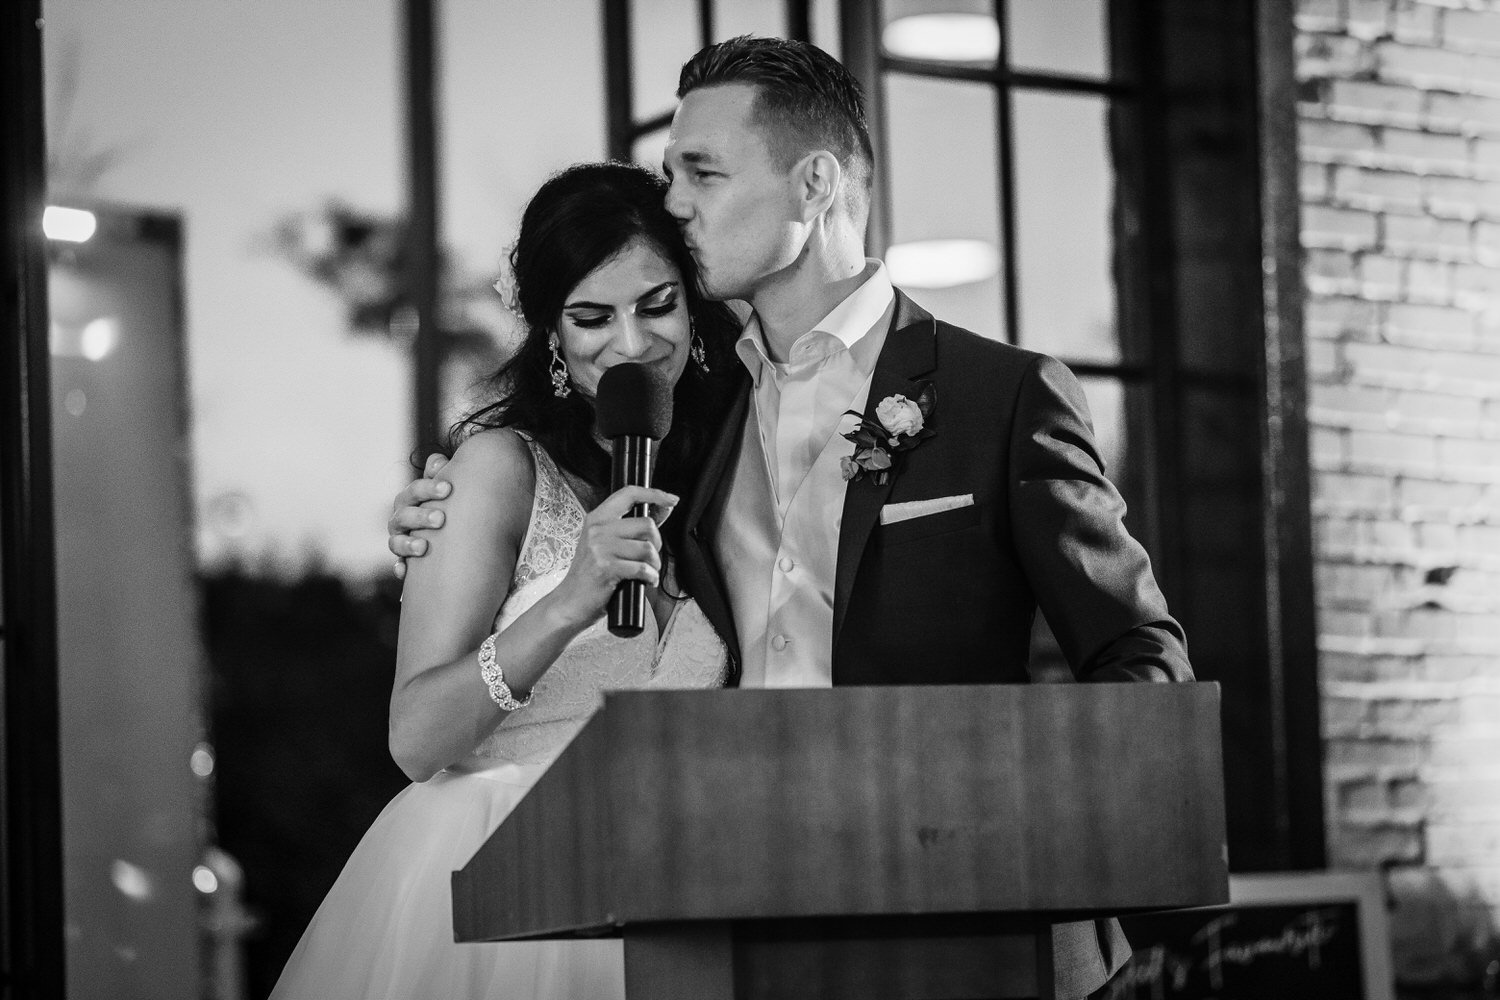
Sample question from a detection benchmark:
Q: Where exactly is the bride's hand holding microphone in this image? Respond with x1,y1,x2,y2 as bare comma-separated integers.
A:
549,485,678,632
551,360,678,634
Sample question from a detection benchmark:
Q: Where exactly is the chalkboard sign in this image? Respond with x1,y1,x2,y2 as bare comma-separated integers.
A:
1100,872,1394,1000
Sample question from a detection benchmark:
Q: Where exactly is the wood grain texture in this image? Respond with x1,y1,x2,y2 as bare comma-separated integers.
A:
453,683,1227,943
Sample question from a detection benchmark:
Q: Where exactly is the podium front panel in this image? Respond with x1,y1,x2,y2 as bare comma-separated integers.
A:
453,683,1227,942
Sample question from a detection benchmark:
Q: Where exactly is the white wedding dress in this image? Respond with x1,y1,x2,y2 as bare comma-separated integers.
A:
271,438,728,1000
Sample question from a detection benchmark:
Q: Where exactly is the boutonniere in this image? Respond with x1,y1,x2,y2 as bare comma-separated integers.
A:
840,382,936,485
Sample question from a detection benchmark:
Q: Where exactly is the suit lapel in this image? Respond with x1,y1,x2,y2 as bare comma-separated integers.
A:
832,291,938,649
681,376,751,677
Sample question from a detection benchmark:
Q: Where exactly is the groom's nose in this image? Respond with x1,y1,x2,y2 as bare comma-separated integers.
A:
664,180,691,222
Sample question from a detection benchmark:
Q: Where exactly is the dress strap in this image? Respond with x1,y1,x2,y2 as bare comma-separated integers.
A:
510,437,586,590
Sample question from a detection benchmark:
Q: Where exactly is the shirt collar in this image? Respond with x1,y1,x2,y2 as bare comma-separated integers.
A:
734,261,895,384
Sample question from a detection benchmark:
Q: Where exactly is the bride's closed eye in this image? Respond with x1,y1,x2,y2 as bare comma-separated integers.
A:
639,296,678,318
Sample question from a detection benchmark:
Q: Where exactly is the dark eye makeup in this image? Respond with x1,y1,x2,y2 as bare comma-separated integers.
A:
564,293,678,329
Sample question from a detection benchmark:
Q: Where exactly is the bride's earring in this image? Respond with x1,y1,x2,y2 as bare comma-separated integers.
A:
689,319,709,373
548,338,571,398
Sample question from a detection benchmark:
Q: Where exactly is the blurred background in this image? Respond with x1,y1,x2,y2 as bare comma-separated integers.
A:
7,0,1498,997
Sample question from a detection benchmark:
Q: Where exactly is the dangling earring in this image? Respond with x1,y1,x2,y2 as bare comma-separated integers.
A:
548,338,571,398
689,319,709,373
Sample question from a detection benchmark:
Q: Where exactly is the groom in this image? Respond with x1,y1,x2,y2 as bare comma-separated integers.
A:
391,36,1191,998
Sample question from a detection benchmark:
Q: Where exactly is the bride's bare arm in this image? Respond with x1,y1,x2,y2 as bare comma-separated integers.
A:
389,430,677,782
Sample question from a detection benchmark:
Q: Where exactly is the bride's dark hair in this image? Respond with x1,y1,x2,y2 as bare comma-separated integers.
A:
450,161,737,507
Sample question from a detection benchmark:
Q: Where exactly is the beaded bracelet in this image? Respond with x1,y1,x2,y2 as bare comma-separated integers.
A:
477,633,532,711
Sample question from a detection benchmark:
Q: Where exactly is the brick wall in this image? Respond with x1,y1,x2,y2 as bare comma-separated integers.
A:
1295,0,1500,992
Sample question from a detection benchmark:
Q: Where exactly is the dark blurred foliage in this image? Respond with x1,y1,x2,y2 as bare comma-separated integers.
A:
201,569,409,999
269,201,411,334
267,199,506,365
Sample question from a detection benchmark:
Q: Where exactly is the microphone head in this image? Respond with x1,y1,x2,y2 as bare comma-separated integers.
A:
596,362,673,440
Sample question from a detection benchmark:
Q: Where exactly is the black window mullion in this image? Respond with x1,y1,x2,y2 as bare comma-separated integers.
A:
786,0,811,42
1059,362,1150,383
841,0,890,255
880,55,1133,100
1009,70,1132,96
994,0,1020,345
699,0,714,50
603,0,633,160
1133,0,1185,602
627,110,674,144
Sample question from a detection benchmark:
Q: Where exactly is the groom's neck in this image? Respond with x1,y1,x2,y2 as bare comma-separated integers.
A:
750,236,870,363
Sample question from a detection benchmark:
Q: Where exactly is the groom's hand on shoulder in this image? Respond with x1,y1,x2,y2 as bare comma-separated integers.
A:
388,452,452,579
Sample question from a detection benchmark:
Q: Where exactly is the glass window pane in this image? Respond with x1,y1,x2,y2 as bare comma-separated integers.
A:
632,128,670,172
882,0,998,68
633,0,701,122
885,75,1005,341
812,0,843,57
1078,376,1126,477
712,0,784,42
1078,376,1158,564
49,213,206,997
884,0,991,18
1013,90,1120,363
1007,0,1109,79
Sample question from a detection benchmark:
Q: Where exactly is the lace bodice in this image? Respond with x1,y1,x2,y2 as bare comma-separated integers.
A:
457,435,728,769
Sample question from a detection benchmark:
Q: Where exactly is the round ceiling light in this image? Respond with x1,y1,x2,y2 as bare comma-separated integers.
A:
43,205,97,243
882,13,1001,63
886,239,1000,289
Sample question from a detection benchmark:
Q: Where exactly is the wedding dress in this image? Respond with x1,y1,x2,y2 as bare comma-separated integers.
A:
271,437,728,1000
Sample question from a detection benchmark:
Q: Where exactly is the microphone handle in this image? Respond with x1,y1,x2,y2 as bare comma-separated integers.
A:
608,435,654,638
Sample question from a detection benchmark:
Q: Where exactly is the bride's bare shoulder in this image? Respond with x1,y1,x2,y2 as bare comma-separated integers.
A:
411,429,536,552
439,428,537,498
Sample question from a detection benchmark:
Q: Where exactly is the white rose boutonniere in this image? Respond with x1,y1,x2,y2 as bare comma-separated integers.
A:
840,381,936,485
875,395,924,440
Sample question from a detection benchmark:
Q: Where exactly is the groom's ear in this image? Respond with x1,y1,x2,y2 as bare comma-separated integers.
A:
793,150,842,223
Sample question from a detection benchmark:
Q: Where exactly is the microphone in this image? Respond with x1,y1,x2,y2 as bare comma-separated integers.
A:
596,362,673,638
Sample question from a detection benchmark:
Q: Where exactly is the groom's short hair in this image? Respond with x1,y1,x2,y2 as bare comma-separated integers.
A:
678,36,874,229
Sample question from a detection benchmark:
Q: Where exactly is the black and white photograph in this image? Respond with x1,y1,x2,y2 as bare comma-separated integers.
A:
2,1,1497,998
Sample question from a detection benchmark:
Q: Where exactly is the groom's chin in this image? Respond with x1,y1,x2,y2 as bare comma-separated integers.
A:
696,273,736,303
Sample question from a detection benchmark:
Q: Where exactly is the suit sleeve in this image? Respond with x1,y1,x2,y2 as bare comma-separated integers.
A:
1007,355,1193,683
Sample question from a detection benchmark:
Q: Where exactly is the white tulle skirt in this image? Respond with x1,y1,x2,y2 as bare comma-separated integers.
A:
270,761,624,1000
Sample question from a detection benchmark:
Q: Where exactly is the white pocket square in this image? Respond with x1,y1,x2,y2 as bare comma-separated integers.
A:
879,493,975,526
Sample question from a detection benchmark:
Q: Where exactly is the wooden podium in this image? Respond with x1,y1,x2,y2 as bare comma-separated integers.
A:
453,683,1227,999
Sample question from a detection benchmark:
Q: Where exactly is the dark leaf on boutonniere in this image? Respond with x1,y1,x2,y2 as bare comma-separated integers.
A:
914,381,936,421
840,394,934,484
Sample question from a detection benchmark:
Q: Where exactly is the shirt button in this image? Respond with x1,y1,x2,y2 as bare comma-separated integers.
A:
778,556,794,572
771,634,789,651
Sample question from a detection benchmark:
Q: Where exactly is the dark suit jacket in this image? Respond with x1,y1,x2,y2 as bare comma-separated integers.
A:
677,290,1193,998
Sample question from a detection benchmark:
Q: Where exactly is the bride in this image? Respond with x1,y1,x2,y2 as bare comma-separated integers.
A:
271,162,736,999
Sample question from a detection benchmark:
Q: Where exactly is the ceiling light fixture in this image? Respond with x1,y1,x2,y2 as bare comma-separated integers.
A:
882,13,1001,63
886,239,1001,289
43,206,97,243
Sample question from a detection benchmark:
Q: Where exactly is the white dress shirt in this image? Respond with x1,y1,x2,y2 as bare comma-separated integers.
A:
713,262,896,688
